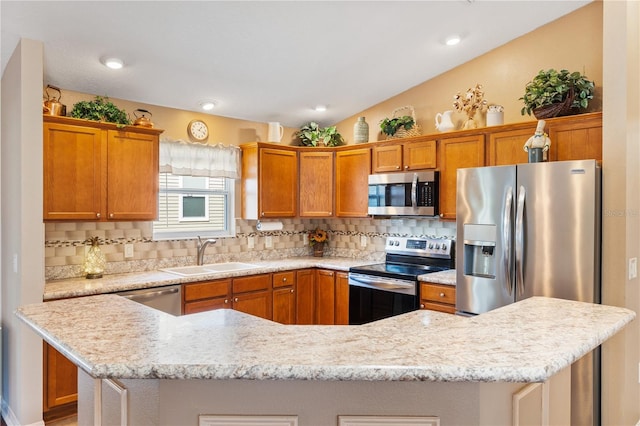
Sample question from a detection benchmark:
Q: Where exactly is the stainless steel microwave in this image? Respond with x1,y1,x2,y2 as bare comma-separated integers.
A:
367,171,439,216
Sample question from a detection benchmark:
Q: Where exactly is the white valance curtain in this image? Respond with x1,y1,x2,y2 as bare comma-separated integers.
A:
159,137,241,179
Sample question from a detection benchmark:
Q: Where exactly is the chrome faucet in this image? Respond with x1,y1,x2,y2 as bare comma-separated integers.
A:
196,236,217,265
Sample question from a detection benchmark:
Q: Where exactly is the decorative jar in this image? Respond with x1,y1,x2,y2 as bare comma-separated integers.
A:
353,117,369,144
83,236,106,279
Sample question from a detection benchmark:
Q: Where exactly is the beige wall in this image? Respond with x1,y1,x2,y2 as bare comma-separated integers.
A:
335,2,603,144
54,89,299,146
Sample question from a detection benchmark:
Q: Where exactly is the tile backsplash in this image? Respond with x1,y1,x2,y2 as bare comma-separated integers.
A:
45,217,456,280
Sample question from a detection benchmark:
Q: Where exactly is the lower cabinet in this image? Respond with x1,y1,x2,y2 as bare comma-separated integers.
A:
43,342,78,422
420,282,456,314
335,272,349,325
314,269,350,325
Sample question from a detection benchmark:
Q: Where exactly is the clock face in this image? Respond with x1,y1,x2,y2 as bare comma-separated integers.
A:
188,120,208,141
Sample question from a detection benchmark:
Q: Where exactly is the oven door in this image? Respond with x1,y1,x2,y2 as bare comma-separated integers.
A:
348,273,419,325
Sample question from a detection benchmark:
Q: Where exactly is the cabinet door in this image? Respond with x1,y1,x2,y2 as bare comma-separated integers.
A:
233,290,273,320
299,151,334,217
487,127,535,166
420,283,456,314
335,148,371,217
43,342,77,411
183,279,231,314
371,144,403,173
43,122,103,220
259,148,298,218
296,269,315,325
315,269,336,325
548,116,602,162
438,135,485,220
335,272,350,325
273,286,296,324
106,130,159,220
404,140,437,170
184,297,230,314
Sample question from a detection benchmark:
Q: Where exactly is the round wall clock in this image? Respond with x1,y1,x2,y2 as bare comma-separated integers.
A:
187,119,209,141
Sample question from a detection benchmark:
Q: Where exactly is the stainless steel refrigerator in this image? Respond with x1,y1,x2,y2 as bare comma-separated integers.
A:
456,159,601,425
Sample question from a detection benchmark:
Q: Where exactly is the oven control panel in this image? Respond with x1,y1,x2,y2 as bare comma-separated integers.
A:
386,237,453,258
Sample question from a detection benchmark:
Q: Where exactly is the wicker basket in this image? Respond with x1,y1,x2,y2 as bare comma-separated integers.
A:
533,89,575,119
386,105,422,139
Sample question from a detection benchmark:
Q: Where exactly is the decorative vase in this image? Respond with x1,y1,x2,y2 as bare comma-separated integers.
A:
313,242,325,257
353,117,369,143
83,236,106,279
462,116,477,130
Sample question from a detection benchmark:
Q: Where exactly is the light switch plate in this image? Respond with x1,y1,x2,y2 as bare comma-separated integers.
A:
265,236,273,248
247,236,255,249
360,235,367,248
124,243,134,258
629,257,637,280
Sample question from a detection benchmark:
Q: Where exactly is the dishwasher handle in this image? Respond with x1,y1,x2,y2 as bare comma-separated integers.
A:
120,286,179,301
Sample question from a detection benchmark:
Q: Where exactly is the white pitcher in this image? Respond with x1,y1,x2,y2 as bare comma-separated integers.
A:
435,110,455,132
267,122,284,142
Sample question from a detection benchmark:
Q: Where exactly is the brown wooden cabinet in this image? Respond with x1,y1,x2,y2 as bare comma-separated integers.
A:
314,269,336,325
43,115,162,221
183,279,232,314
437,134,486,220
295,269,316,325
335,272,350,325
272,271,296,324
43,342,77,421
420,282,456,314
299,150,334,217
547,113,602,162
487,126,537,166
241,143,298,219
371,138,437,173
335,147,371,217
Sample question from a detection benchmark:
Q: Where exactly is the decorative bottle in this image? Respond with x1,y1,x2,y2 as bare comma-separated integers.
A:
83,236,106,279
353,117,369,144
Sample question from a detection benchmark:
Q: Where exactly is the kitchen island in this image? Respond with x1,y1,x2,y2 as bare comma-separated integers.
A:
17,295,634,425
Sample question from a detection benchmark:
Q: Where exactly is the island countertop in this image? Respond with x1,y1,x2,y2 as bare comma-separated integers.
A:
16,295,634,384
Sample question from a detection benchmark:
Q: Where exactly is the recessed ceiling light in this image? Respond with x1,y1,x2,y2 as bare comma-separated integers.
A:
314,105,327,112
445,35,461,46
102,57,124,69
200,101,217,111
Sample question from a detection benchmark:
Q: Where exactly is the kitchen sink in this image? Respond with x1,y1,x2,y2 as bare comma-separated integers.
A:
160,262,260,277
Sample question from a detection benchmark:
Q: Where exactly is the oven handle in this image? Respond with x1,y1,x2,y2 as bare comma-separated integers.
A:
348,273,417,296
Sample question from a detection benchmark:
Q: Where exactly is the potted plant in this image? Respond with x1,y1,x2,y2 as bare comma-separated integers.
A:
296,122,344,147
70,95,131,127
520,69,595,119
379,115,415,138
309,227,328,257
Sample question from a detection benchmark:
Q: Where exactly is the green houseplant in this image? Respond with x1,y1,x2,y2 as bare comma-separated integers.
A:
520,69,595,118
379,115,415,137
70,95,131,127
296,122,344,147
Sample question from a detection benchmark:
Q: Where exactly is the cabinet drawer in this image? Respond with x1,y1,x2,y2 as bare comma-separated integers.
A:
273,271,295,288
421,283,456,305
184,279,231,302
184,297,230,314
421,301,456,314
233,273,272,293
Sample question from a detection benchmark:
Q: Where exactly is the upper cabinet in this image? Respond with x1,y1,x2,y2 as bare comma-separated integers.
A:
43,115,162,221
372,138,437,173
241,143,298,220
547,113,602,162
335,147,371,217
299,150,334,217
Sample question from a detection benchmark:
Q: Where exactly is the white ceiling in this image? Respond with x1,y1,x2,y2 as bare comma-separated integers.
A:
1,1,591,128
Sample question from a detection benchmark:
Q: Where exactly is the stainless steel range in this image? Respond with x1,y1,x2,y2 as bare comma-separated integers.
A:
348,237,455,324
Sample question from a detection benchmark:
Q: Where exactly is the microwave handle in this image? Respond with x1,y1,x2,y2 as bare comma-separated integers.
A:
411,173,418,208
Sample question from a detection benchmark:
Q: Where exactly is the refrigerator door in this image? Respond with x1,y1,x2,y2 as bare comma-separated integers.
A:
515,159,601,303
456,165,516,315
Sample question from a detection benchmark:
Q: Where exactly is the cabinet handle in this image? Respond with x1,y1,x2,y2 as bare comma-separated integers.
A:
396,166,400,170
96,213,101,218
439,292,445,297
283,277,287,282
261,212,265,217
290,289,294,293
420,304,425,308
109,213,114,218
234,297,239,302
404,165,409,169
224,299,229,304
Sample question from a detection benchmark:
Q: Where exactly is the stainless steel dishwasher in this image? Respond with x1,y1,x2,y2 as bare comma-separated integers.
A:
118,285,182,315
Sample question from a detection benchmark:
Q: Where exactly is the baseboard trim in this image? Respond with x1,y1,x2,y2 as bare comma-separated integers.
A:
1,397,45,426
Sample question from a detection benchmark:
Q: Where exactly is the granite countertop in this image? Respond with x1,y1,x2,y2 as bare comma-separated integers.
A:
44,257,379,300
16,295,635,383
418,269,456,286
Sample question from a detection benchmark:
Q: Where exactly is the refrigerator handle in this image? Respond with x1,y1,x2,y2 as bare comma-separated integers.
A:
503,186,513,295
411,173,418,208
515,185,526,296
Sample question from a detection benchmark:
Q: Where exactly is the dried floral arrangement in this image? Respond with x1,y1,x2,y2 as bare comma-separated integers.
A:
308,228,328,246
453,84,488,126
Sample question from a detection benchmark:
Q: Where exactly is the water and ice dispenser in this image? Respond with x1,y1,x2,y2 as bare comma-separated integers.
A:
463,224,497,279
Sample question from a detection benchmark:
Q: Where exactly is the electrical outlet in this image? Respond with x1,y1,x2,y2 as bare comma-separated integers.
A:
124,243,134,258
638,361,640,384
265,236,273,248
360,235,368,248
629,257,638,280
303,234,309,245
247,236,255,249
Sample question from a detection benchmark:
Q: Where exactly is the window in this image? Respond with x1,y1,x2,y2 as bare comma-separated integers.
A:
153,173,235,239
